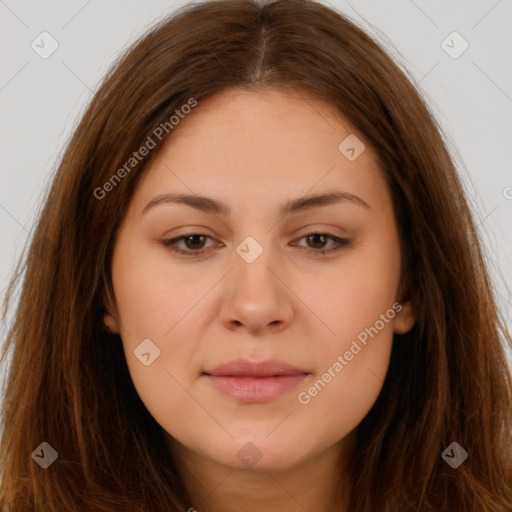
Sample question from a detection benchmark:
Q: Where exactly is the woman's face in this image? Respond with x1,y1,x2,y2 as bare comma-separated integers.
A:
106,87,415,473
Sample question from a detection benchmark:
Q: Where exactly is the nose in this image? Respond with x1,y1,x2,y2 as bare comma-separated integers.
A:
218,242,294,335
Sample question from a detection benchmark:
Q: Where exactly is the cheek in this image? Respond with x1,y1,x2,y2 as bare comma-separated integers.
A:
306,239,401,347
111,234,204,337
296,298,396,444
297,342,391,451
294,236,400,430
110,240,193,407
112,272,202,436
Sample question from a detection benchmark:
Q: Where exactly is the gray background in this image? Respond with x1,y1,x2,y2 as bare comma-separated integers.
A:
0,0,511,367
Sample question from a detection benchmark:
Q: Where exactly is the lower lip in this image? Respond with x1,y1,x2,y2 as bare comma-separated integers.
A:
205,374,308,403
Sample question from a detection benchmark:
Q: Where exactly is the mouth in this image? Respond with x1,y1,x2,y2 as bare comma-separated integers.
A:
203,359,310,403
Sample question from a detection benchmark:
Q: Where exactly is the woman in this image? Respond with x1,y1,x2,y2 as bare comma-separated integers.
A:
1,0,511,510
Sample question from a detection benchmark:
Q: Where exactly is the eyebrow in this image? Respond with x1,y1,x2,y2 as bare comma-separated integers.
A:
141,190,370,217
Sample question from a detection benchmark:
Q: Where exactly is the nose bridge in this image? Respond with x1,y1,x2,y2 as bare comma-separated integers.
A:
231,233,280,300
219,232,294,332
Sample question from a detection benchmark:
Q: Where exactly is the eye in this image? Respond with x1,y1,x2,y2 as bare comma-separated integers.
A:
161,232,350,257
162,234,215,257
293,232,350,256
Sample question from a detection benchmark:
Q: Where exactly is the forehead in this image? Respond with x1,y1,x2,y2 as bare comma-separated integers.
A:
128,87,388,219
165,86,358,159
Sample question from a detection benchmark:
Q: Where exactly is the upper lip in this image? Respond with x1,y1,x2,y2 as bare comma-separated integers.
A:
204,359,309,377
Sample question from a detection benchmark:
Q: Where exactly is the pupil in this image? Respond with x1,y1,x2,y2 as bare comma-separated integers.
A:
187,235,204,249
309,234,326,248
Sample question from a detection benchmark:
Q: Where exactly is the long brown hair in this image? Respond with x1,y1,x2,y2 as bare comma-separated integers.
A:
1,0,511,510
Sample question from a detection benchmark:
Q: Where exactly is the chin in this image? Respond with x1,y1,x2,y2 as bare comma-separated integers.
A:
210,435,314,473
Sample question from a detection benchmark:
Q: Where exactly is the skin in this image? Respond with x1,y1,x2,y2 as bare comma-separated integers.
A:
104,87,416,512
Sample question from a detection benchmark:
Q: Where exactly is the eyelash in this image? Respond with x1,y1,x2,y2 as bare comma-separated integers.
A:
162,232,350,257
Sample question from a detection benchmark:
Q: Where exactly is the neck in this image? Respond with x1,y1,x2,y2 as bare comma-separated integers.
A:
166,431,357,512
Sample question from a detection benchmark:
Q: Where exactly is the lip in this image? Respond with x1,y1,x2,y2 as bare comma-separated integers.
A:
203,359,309,403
